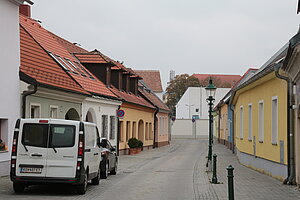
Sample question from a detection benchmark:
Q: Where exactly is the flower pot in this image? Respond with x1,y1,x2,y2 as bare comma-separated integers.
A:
136,147,142,154
128,148,137,155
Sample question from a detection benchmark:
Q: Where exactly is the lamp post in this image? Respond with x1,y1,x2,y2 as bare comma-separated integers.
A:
205,78,216,171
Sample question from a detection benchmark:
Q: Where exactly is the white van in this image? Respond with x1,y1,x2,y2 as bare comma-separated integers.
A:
10,119,102,194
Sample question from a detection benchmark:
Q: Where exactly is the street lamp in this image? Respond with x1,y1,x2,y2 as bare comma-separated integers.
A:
205,78,216,171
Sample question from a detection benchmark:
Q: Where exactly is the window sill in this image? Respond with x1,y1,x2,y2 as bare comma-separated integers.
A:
248,139,252,142
259,141,263,143
0,150,9,153
272,143,278,146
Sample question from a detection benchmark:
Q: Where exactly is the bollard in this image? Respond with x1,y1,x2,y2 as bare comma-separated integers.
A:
212,154,218,184
227,165,234,200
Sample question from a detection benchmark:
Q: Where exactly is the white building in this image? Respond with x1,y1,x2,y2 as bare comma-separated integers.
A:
0,0,33,176
176,87,230,119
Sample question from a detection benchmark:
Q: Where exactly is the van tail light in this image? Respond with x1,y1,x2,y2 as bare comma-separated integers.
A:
76,129,84,171
39,120,48,123
11,119,20,177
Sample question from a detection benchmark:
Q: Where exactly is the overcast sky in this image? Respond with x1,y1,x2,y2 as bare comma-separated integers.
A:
31,0,300,89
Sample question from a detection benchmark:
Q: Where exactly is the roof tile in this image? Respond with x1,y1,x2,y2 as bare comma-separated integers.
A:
135,70,163,92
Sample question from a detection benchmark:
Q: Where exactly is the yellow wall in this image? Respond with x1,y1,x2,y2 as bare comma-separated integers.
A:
220,104,228,141
119,103,155,150
234,72,287,164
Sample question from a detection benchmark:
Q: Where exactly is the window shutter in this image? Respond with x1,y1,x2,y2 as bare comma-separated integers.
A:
110,116,116,140
102,115,108,138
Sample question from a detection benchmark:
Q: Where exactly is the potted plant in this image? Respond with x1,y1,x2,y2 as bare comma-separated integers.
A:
136,140,143,153
127,138,138,155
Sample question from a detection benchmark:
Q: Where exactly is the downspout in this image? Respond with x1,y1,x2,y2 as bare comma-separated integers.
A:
22,84,38,118
229,104,235,154
153,108,159,149
117,105,121,156
275,65,295,185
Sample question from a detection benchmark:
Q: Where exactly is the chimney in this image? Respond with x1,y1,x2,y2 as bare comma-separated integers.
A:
19,5,31,18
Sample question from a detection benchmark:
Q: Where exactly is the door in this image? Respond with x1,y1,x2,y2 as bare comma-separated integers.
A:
85,124,101,175
16,121,48,177
45,122,78,178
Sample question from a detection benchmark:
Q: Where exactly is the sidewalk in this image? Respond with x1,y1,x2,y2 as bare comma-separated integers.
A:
199,142,300,200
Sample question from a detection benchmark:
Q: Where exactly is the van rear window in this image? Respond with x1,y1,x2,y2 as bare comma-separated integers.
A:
22,124,48,148
50,125,75,148
22,124,76,148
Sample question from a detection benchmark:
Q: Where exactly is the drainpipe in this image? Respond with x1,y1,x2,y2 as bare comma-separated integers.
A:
22,84,37,118
275,65,295,185
153,109,159,149
229,104,235,154
117,105,121,156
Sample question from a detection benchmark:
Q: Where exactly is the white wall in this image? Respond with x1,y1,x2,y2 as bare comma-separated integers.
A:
0,0,22,176
171,119,209,138
176,87,230,119
82,97,121,147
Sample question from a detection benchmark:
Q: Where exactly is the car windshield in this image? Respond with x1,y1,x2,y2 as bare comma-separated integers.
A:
22,123,76,148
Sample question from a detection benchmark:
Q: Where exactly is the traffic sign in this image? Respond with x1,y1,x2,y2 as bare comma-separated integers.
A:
117,109,125,118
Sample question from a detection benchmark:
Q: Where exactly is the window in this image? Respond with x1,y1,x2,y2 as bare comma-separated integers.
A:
50,105,58,119
57,56,75,72
132,121,137,138
272,97,278,144
195,108,199,112
74,61,95,79
240,106,243,139
160,117,163,135
248,104,252,141
50,125,75,148
258,101,264,142
126,121,130,141
110,116,116,140
119,121,124,142
0,119,8,151
149,123,153,139
66,59,86,76
145,122,149,140
102,115,108,138
48,52,69,71
30,103,41,118
22,123,48,147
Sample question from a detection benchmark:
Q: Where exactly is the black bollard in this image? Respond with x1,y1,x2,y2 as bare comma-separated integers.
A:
227,165,234,200
212,154,218,184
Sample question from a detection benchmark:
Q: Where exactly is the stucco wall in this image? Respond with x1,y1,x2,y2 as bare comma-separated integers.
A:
171,119,209,138
234,73,288,166
119,103,155,150
82,97,121,147
0,0,21,176
176,87,230,119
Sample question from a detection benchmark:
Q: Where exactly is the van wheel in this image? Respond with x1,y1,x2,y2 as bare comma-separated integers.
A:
13,182,25,193
110,159,117,175
100,160,109,179
91,167,100,185
77,172,87,195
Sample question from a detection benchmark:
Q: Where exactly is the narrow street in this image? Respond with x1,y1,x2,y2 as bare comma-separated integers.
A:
0,139,300,200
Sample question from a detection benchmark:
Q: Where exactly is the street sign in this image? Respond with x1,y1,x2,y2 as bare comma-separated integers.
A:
117,109,125,118
171,117,176,121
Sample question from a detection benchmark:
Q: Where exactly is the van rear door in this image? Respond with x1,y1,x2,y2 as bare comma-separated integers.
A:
16,121,48,177
45,121,78,178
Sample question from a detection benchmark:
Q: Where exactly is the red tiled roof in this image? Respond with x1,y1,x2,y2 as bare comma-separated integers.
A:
109,86,155,109
138,87,169,112
20,26,88,95
192,74,241,87
74,53,108,64
135,70,163,92
20,15,116,98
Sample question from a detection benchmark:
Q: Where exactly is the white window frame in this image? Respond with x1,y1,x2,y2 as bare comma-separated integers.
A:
240,106,244,139
248,104,252,141
258,100,264,142
49,105,59,119
30,103,41,118
271,96,278,145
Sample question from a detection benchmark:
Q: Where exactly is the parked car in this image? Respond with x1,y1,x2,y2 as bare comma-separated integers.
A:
10,119,102,194
100,138,118,179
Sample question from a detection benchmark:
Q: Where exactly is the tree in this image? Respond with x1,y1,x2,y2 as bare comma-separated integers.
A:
166,74,200,116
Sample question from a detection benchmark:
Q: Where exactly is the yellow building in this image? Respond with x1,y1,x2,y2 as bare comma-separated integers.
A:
232,63,288,180
118,102,155,152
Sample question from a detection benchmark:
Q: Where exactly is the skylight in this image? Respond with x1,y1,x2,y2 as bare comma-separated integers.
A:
48,52,69,71
74,61,95,79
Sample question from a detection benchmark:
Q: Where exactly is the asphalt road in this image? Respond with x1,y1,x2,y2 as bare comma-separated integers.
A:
0,139,206,200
